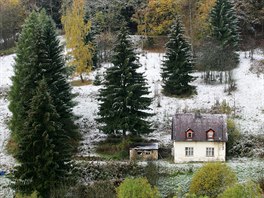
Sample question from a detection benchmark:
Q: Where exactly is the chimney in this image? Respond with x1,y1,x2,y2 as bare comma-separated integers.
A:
195,110,202,119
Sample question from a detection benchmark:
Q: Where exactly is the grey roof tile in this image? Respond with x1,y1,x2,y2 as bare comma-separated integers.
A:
172,113,228,142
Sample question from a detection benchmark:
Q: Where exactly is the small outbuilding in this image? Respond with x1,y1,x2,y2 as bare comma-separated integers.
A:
172,113,228,163
129,143,158,161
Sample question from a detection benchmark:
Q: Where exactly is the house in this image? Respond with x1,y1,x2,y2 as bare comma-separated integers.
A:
129,143,158,161
171,113,227,163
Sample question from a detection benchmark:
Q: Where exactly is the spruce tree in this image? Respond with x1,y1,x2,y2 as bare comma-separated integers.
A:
97,27,152,137
210,0,239,50
14,79,71,197
206,0,239,82
9,11,40,143
9,10,79,196
161,18,195,96
9,10,79,151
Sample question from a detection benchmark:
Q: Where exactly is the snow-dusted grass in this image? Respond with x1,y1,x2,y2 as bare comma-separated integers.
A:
0,54,15,198
1,50,264,159
156,159,264,196
0,177,14,198
0,50,264,197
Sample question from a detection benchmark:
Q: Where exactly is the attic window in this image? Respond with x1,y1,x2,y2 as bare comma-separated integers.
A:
186,129,194,140
207,129,215,140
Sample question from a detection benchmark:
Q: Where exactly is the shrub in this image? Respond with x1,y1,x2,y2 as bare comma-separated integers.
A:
180,194,208,198
6,137,19,156
218,181,262,198
74,181,116,198
15,191,38,198
226,119,241,156
96,136,146,160
144,162,159,186
211,100,232,114
189,163,237,198
257,175,264,192
117,177,160,198
77,161,143,182
230,134,264,158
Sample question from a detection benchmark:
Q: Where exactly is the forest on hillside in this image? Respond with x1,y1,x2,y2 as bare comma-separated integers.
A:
1,0,264,50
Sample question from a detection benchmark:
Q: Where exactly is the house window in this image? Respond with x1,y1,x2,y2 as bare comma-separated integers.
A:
207,130,215,140
185,147,193,157
186,129,194,139
187,132,192,138
206,147,214,157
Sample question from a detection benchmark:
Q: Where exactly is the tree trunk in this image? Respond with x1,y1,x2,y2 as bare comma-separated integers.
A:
122,130,126,138
80,73,84,83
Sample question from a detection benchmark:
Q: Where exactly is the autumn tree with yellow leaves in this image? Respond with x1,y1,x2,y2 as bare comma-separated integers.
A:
194,0,216,40
133,0,217,48
62,0,93,82
134,0,178,36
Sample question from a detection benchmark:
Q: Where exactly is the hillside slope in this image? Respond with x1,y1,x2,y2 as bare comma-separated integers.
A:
0,51,264,160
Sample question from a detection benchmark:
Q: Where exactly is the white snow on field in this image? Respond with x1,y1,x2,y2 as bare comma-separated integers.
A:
0,54,16,169
0,55,14,87
0,55,15,198
137,51,264,140
0,50,264,161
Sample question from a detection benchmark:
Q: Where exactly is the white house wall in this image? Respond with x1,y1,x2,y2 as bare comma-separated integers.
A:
173,141,226,163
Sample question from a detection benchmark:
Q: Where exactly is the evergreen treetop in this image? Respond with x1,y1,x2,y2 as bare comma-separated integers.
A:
97,27,153,137
161,18,195,96
210,0,240,49
9,10,79,150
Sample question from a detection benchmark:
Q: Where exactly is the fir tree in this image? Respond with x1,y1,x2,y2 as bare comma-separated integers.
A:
210,0,239,50
9,11,79,196
203,0,240,84
14,79,72,197
161,18,195,96
9,10,79,151
97,27,152,137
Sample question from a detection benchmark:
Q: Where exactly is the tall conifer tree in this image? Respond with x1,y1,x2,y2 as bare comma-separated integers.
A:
210,0,239,50
9,10,78,195
9,11,79,150
161,18,195,96
97,27,152,137
14,79,71,196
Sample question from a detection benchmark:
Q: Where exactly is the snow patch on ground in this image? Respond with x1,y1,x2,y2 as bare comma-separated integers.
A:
0,55,15,87
0,54,16,169
0,54,16,198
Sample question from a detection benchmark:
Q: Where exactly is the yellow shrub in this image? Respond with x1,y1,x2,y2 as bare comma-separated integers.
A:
189,163,237,198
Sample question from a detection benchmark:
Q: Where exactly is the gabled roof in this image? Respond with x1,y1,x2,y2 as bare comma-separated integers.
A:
172,113,228,142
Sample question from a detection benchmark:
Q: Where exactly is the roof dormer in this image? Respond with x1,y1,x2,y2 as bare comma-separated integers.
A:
185,129,194,140
206,129,215,140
